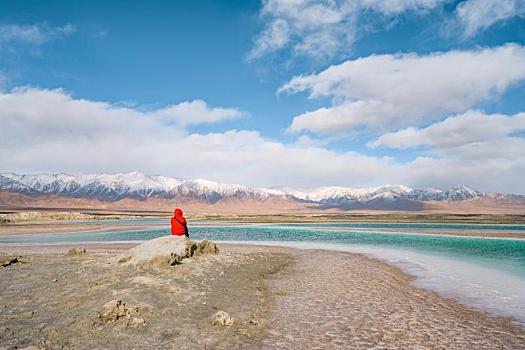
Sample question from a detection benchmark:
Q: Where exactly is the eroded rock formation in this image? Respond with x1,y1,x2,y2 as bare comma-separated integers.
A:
116,236,219,267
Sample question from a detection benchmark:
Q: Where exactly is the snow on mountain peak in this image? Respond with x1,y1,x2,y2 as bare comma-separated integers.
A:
0,172,489,203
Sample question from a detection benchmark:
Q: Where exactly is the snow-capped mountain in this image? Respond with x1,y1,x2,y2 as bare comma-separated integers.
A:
269,184,481,204
270,184,414,208
0,172,277,202
0,175,38,194
0,171,489,206
407,185,481,201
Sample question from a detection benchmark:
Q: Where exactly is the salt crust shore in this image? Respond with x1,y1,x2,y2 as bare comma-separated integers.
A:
0,223,162,236
1,243,524,349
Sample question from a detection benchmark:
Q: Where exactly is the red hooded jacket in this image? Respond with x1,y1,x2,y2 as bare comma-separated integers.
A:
171,208,188,236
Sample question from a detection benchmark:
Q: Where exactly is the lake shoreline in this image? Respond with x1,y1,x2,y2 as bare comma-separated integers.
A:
2,220,525,239
1,242,524,349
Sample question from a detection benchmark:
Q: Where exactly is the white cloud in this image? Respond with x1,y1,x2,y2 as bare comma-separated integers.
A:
281,44,525,135
250,0,525,59
361,0,447,14
404,155,525,193
0,23,75,48
247,19,290,60
0,87,399,188
369,110,525,149
249,0,447,60
0,88,243,136
151,100,246,126
2,87,525,193
368,110,525,192
456,0,525,38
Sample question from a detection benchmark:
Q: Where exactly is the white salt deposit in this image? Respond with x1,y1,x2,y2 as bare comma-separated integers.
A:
220,240,525,324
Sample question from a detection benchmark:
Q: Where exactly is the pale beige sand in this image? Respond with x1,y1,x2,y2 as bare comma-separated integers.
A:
0,244,291,350
0,242,138,255
1,243,524,349
238,245,525,349
0,223,162,236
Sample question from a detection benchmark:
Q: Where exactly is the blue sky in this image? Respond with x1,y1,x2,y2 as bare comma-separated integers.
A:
0,0,308,137
1,0,525,193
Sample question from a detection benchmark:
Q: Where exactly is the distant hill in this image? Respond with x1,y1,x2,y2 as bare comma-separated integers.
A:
1,172,524,214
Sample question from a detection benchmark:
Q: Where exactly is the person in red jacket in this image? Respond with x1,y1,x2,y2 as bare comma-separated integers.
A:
171,208,189,237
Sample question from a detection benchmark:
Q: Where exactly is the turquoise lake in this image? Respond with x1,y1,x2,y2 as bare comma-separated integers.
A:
2,221,525,323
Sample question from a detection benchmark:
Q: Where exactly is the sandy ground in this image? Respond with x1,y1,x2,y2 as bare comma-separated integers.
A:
1,243,524,349
248,245,525,349
0,223,163,236
0,243,292,350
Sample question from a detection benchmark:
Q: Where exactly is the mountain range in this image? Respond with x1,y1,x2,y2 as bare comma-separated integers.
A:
1,172,524,214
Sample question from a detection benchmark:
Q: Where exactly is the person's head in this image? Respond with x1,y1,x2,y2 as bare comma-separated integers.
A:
174,208,183,216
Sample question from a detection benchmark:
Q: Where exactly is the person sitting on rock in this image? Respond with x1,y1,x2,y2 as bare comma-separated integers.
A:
171,208,189,238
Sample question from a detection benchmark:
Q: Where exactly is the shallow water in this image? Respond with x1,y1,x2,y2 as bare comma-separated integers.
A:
2,222,525,323
59,219,525,232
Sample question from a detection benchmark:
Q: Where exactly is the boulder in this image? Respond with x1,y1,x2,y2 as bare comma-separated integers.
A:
212,311,234,327
194,240,219,255
67,248,87,255
0,256,25,268
94,299,143,328
116,236,219,267
0,217,12,225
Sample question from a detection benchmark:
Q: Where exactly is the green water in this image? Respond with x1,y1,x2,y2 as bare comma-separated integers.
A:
2,223,525,274
25,219,523,270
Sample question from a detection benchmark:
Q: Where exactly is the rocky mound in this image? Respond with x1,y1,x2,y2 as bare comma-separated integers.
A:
0,211,141,224
117,236,219,266
0,217,12,225
67,248,87,255
93,300,145,329
0,256,26,267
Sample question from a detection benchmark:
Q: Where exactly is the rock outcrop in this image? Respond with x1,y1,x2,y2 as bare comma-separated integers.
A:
212,311,234,327
195,240,219,255
117,236,219,267
67,248,87,255
0,217,12,225
94,299,145,329
0,256,25,268
0,211,131,223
